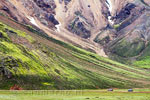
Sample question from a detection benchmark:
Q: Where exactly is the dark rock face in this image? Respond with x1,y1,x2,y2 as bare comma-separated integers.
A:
32,0,59,26
64,0,72,5
114,3,136,22
1,5,18,21
67,10,94,39
0,1,20,21
112,2,146,32
46,14,59,25
102,4,111,19
1,6,10,13
58,0,71,5
68,17,91,39
33,0,56,14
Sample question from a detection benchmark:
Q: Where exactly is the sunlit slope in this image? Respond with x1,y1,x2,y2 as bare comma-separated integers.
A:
0,16,150,90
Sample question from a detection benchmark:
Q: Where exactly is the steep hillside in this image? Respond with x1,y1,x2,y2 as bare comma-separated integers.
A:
0,15,150,90
93,0,150,68
108,0,150,68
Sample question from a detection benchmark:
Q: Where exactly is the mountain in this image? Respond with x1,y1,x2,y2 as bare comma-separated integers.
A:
0,0,109,56
104,0,150,68
0,0,150,89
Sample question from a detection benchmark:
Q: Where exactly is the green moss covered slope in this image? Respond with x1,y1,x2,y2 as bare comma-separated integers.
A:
0,20,150,90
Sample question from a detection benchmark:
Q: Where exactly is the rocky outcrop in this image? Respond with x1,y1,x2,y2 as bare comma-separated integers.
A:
33,0,59,25
1,6,10,13
113,3,136,24
33,0,56,13
94,29,116,45
22,0,59,26
0,0,59,27
68,11,91,39
0,1,20,21
0,56,19,79
54,0,109,38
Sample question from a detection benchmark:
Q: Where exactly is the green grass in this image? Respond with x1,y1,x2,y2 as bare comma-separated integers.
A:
1,89,150,100
132,42,150,68
111,38,145,57
113,23,121,30
0,19,150,90
108,37,150,69
111,41,150,69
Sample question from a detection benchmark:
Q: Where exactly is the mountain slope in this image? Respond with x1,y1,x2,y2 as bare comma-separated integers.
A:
0,15,150,90
0,0,110,57
108,0,150,68
1,0,150,66
92,0,150,68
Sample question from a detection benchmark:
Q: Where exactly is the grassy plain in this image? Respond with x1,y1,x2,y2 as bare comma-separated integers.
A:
1,89,150,100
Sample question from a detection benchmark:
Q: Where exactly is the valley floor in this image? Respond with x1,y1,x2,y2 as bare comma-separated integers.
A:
1,89,150,100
